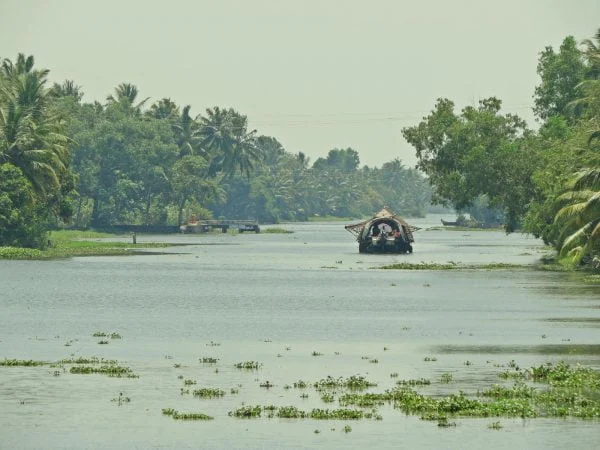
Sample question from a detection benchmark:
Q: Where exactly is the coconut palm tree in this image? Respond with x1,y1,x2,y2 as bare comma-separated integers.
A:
106,83,149,116
50,80,83,101
554,168,600,264
1,53,34,77
0,55,70,195
582,28,600,80
174,105,207,158
198,107,262,177
147,97,179,120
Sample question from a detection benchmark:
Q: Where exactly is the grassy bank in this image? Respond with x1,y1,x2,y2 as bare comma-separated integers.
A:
0,230,172,260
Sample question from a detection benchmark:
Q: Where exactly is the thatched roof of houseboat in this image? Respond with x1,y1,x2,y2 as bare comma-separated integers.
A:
344,207,420,239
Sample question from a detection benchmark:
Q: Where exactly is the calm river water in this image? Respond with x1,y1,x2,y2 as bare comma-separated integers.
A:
1,215,599,449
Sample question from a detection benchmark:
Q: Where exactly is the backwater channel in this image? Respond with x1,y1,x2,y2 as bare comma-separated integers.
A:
1,214,599,449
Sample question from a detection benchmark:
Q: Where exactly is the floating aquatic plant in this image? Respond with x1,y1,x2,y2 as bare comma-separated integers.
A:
111,393,131,405
162,409,213,421
193,388,225,398
277,406,308,418
229,405,262,418
396,378,431,386
314,375,377,391
234,361,262,370
440,373,453,384
200,357,218,364
321,393,335,403
70,364,138,378
310,408,364,420
0,359,47,366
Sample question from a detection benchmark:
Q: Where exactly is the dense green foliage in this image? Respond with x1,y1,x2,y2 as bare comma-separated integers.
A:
402,29,600,269
0,55,73,247
0,52,432,248
2,27,599,269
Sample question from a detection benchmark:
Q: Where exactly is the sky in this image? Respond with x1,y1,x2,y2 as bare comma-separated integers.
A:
1,0,598,167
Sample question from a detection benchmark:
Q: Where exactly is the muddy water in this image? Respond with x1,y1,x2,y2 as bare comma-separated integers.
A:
1,215,599,449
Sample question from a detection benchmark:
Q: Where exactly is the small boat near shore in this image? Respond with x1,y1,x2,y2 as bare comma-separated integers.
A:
345,207,419,254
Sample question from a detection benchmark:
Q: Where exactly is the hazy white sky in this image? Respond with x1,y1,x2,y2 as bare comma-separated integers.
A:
1,0,598,167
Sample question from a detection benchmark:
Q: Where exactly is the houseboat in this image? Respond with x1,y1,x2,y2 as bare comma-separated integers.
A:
345,207,419,254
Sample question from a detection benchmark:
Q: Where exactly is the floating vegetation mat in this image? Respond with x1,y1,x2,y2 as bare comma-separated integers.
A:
0,359,48,367
223,362,600,423
234,361,262,370
162,408,213,421
379,262,525,270
1,355,138,378
4,345,600,428
69,364,138,378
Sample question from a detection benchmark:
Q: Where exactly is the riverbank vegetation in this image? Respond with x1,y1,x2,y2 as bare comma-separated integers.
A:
1,28,599,270
402,29,600,270
0,229,171,259
0,55,430,252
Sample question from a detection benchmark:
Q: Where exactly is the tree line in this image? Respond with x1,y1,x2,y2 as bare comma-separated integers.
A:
0,57,430,248
402,29,600,268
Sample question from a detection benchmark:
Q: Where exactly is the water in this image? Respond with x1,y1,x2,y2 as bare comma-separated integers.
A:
1,215,599,449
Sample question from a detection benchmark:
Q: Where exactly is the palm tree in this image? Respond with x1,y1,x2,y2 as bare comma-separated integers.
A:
174,105,207,158
147,98,179,120
198,107,262,177
1,53,34,77
50,80,83,101
0,55,70,195
106,83,149,116
554,168,600,264
582,28,600,80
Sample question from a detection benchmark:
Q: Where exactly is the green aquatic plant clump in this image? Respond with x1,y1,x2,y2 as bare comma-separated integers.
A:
337,362,600,421
380,262,525,270
313,375,377,391
396,378,431,386
0,359,48,366
234,361,262,370
57,356,117,365
229,405,263,418
310,408,364,420
277,406,308,418
69,364,138,378
200,357,219,363
162,408,213,420
193,388,226,398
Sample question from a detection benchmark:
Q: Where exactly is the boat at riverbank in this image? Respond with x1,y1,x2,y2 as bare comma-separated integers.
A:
180,216,260,233
345,207,419,253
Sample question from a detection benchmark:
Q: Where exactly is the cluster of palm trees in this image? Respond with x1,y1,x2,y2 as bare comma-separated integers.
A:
114,84,262,178
553,29,600,265
0,54,70,197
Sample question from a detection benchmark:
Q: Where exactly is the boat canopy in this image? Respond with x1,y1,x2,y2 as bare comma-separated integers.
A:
344,207,420,241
